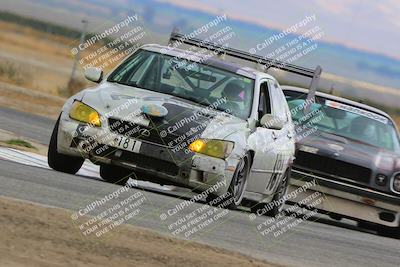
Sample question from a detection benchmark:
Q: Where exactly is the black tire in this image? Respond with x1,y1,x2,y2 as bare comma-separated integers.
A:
48,115,84,174
251,168,291,217
358,221,400,238
377,226,400,238
207,153,250,209
100,164,131,185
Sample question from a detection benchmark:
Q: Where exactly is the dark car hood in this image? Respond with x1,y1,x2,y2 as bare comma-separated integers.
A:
297,131,400,173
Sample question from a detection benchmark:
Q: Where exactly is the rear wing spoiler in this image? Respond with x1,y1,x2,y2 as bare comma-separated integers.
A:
168,29,322,105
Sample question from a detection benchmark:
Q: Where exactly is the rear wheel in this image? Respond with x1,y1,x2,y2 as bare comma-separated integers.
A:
48,115,84,174
100,164,132,185
251,169,290,217
207,153,250,209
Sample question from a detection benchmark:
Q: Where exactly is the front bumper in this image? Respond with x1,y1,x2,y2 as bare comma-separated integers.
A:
289,168,400,227
57,117,236,195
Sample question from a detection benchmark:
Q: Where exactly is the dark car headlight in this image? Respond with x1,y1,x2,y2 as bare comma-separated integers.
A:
392,173,400,193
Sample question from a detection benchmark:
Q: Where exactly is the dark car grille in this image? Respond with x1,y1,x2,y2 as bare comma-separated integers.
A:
92,144,179,176
295,151,372,184
118,150,179,176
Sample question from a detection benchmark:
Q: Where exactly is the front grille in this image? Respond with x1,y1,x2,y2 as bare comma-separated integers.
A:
92,143,179,176
295,151,371,184
116,150,179,176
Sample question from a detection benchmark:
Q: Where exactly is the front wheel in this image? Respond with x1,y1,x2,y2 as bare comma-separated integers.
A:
48,115,84,174
207,153,250,209
376,226,400,238
358,221,400,238
251,168,290,217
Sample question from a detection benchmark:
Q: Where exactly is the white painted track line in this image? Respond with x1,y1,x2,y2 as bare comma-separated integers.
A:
0,147,173,191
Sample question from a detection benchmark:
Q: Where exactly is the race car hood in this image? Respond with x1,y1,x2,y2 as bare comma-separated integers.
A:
80,82,248,142
298,131,400,171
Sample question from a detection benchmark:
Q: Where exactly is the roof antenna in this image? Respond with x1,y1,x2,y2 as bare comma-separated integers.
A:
329,83,335,95
169,27,180,46
217,49,227,60
304,65,322,113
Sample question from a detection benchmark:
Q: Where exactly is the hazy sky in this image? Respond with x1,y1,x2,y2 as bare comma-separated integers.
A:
157,0,400,60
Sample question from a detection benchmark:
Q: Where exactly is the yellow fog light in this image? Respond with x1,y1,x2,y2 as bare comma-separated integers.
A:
189,139,234,159
69,101,101,127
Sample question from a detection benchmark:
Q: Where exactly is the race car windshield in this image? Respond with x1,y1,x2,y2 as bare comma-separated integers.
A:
285,91,400,152
107,49,255,119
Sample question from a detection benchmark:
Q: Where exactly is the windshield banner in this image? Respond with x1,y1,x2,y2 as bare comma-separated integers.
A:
325,100,389,124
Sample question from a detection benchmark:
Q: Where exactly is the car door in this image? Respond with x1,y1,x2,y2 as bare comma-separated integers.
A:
267,80,292,193
246,80,281,195
274,82,295,159
270,80,295,185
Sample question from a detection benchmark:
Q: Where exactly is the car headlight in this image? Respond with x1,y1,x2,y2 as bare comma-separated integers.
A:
188,139,234,159
375,174,388,186
392,173,400,193
69,101,101,127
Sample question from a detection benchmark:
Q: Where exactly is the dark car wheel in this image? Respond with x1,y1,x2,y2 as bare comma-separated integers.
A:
100,164,132,185
377,226,400,238
207,153,250,209
251,168,290,217
48,114,84,174
358,221,400,238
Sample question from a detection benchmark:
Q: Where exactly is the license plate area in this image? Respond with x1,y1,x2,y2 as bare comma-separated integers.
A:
113,136,142,153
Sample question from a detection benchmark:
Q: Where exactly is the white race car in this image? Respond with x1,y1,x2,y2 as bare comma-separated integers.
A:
48,33,318,212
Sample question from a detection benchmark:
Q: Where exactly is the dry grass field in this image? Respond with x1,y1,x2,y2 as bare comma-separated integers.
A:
0,21,77,95
0,20,116,96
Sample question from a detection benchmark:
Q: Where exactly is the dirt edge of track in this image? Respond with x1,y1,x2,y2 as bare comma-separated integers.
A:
0,196,281,267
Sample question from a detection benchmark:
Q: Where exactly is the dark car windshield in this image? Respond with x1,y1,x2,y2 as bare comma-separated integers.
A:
284,90,400,152
107,49,255,119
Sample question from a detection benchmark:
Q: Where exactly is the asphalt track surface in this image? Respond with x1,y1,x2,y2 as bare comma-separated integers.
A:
1,107,399,267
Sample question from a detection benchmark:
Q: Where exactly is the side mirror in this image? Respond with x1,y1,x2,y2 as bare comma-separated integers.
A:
84,67,103,83
260,114,284,130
